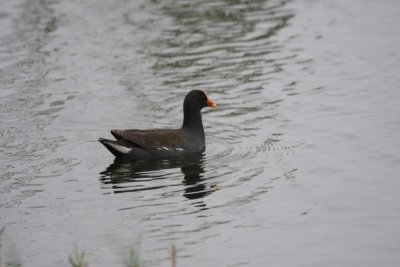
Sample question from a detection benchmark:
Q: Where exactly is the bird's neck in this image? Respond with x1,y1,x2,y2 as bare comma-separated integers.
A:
182,110,204,136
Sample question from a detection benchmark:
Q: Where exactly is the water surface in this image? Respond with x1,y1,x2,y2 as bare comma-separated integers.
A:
1,0,400,266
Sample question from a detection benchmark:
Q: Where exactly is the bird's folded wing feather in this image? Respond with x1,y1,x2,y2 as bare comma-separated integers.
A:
111,129,189,151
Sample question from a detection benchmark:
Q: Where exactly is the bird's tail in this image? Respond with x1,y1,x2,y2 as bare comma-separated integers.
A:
98,138,131,157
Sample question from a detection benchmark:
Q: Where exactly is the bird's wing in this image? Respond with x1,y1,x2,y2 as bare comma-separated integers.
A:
111,129,189,151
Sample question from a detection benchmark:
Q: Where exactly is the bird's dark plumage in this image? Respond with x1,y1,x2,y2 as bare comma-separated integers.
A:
99,90,216,160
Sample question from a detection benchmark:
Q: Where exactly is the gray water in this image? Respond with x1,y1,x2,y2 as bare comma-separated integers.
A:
1,0,400,266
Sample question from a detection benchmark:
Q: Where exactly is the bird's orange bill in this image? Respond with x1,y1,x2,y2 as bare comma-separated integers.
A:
206,94,217,109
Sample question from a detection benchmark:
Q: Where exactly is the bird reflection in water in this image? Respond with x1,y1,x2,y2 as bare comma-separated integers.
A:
99,152,216,202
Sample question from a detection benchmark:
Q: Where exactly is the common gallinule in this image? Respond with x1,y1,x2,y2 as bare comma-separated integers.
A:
99,90,217,160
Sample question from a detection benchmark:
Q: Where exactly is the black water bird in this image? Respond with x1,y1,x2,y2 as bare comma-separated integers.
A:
99,90,217,160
